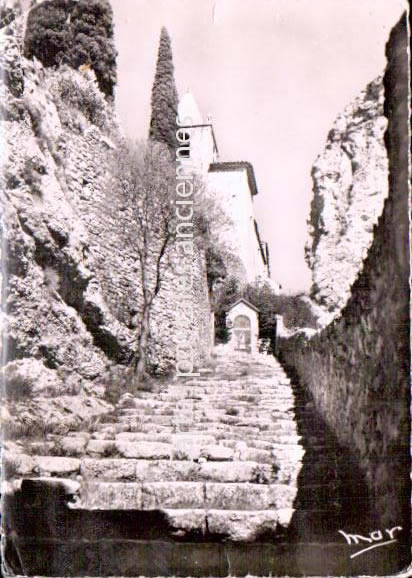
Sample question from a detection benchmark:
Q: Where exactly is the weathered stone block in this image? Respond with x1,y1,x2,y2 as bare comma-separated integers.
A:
200,445,234,461
34,456,80,476
205,483,296,510
198,461,274,483
206,509,280,541
240,447,271,463
77,482,142,509
136,460,199,482
206,482,269,509
164,508,207,534
172,440,202,461
86,439,116,457
59,436,88,457
171,432,216,445
115,441,172,459
141,482,204,509
81,458,137,480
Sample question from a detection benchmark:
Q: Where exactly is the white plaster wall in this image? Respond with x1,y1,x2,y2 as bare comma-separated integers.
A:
187,125,217,176
207,169,268,283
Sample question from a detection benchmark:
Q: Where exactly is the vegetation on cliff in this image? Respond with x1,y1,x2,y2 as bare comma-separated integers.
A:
24,0,117,98
0,4,17,28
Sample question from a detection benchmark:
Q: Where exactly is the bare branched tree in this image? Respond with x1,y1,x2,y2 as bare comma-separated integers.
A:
111,139,176,379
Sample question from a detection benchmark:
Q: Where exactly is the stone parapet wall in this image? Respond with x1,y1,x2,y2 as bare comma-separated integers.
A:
278,13,410,529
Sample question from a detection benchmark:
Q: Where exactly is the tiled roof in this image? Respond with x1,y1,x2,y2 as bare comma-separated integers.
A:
228,297,260,312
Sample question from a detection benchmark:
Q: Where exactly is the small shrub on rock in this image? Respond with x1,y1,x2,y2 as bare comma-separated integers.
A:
0,7,13,28
4,416,54,441
225,407,239,416
4,373,34,402
53,66,108,128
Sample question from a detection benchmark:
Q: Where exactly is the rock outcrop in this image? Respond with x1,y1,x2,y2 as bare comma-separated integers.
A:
306,76,388,316
0,9,211,433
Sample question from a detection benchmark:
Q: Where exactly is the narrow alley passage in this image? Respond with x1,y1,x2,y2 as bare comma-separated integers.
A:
5,349,403,576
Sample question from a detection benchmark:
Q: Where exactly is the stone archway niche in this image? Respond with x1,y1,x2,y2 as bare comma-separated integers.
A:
226,298,259,354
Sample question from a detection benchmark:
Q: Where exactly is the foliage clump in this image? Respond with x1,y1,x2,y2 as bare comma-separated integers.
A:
24,0,117,98
0,5,16,28
52,65,109,129
102,366,155,405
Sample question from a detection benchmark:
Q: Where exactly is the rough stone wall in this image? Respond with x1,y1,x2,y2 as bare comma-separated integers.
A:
306,76,389,317
150,247,211,373
278,13,410,530
0,13,211,390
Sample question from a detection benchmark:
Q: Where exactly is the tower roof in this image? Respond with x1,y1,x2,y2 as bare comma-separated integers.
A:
178,91,203,125
208,161,259,196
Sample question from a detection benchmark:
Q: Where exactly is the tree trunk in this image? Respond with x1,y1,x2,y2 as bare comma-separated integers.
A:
135,304,150,379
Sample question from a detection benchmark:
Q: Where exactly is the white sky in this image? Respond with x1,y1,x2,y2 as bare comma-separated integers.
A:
111,0,406,293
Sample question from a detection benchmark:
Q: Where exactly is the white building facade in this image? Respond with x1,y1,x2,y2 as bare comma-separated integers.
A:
177,92,279,292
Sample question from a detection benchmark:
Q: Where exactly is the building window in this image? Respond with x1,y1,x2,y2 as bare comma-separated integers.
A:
179,147,190,158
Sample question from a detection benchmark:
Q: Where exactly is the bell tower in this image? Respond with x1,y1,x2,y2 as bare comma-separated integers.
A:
177,91,219,176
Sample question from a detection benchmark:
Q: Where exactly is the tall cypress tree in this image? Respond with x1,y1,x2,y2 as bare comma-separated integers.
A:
149,27,178,150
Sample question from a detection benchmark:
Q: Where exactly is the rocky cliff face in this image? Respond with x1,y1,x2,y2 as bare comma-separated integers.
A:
0,12,211,431
305,77,388,316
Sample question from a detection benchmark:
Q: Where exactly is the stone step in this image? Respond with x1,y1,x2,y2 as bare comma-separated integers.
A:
104,420,176,436
72,480,297,512
200,391,295,401
128,389,297,402
80,458,283,484
25,434,311,462
9,455,81,477
115,440,173,459
111,440,246,461
10,535,399,577
116,414,175,426
204,508,293,541
113,421,175,434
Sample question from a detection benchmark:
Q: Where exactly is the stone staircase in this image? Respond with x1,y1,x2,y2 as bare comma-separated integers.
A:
11,352,303,539
4,349,403,576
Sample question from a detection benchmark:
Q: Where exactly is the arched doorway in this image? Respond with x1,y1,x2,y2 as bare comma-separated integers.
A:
233,314,252,353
